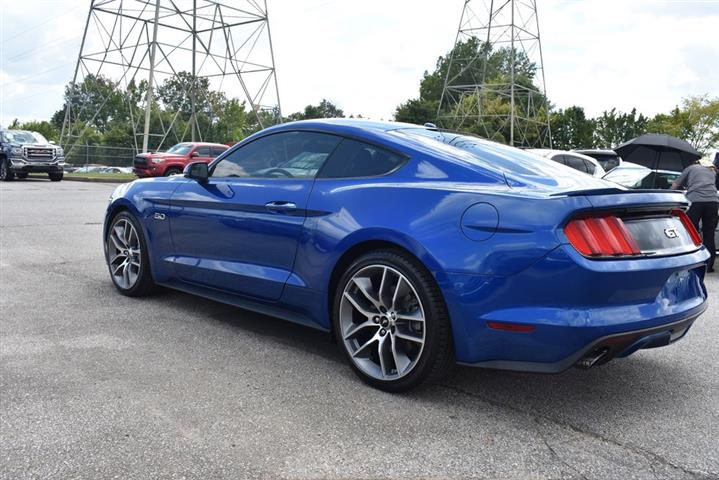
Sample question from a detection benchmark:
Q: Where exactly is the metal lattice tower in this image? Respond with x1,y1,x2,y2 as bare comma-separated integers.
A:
61,0,282,155
437,0,551,148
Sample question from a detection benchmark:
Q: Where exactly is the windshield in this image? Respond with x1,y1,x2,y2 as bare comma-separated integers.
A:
603,166,680,189
4,130,48,144
167,143,193,155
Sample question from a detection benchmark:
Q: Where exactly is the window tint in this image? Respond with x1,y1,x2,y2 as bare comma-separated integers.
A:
195,146,210,157
211,146,226,157
583,159,596,175
318,139,405,178
212,131,340,179
563,154,589,173
549,154,566,165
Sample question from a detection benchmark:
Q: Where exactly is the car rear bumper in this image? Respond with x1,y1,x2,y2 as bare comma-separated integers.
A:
444,245,710,369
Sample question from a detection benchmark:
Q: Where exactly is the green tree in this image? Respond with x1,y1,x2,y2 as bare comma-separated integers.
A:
7,119,59,142
62,74,127,133
288,99,344,121
592,108,648,148
647,95,719,153
550,106,594,150
395,37,543,141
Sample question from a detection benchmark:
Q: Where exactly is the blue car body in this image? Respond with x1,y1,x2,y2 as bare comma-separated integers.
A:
105,119,709,371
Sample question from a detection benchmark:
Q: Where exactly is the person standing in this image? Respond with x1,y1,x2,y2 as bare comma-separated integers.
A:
672,158,719,272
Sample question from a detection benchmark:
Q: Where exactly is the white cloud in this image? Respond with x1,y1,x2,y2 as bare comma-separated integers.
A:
1,0,718,127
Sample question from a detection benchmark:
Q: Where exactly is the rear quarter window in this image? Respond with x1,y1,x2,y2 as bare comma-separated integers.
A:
318,139,405,178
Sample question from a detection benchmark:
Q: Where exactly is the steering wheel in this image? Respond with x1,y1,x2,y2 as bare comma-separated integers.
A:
264,168,294,178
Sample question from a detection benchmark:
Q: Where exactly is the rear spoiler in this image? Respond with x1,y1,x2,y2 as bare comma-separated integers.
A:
553,188,689,211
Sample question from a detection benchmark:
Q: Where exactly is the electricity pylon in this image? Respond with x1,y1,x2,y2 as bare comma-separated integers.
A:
61,0,282,155
438,0,552,148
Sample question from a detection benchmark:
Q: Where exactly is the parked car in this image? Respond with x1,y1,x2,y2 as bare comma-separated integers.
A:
528,149,606,178
133,142,228,177
98,166,133,174
602,162,680,190
72,165,106,174
0,129,65,181
573,149,622,171
104,119,709,391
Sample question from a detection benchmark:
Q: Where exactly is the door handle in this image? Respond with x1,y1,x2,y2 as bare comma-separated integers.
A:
265,201,297,213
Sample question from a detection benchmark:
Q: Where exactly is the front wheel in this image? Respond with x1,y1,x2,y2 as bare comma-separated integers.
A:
106,212,156,296
49,172,63,182
164,167,182,176
0,159,14,181
333,249,453,392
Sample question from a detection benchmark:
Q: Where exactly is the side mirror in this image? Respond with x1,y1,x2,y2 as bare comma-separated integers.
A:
184,161,208,183
191,151,200,158
49,140,57,145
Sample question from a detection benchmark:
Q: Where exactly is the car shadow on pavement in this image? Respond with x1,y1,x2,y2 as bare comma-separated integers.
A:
156,289,346,365
151,289,699,419
432,355,701,422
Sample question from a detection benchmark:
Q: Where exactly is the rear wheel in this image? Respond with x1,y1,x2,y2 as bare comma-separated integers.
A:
333,249,453,391
106,211,156,296
0,159,14,181
48,172,63,182
164,167,182,176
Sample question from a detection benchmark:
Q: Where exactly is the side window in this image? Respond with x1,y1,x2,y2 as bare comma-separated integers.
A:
212,131,341,179
318,139,406,178
564,155,589,173
195,146,210,157
211,146,226,158
549,154,566,165
583,159,596,175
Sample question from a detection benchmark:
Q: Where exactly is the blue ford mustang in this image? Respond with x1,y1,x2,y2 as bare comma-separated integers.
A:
105,119,709,391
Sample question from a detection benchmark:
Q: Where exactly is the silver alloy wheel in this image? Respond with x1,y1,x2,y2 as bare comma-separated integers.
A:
107,218,141,289
339,264,426,381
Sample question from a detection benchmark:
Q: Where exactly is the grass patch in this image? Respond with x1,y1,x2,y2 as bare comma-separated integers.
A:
64,172,136,181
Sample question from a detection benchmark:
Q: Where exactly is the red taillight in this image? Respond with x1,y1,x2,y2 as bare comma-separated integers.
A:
564,215,641,257
673,209,702,246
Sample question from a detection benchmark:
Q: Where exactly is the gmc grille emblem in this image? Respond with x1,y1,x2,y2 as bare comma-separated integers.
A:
664,227,679,239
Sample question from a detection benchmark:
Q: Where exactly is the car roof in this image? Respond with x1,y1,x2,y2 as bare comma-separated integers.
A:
608,161,680,175
573,149,618,155
528,149,600,164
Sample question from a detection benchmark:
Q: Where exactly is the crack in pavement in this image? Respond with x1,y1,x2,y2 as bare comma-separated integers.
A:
436,382,713,479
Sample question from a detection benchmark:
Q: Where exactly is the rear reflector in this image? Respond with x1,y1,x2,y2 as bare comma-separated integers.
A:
565,215,641,257
672,209,702,246
486,321,536,333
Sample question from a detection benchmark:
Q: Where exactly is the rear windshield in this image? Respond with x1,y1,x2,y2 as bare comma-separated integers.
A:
391,128,580,180
604,167,679,189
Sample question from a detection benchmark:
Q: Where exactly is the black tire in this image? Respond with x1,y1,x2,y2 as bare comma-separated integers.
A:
16,172,28,179
333,249,453,392
49,172,63,182
105,211,157,297
0,158,14,181
164,167,182,176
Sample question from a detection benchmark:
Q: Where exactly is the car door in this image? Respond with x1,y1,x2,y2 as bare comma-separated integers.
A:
168,131,341,300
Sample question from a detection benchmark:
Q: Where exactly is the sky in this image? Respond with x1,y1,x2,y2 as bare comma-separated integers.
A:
1,0,718,127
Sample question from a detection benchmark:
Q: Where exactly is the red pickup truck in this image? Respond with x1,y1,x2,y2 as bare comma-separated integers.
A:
133,142,229,177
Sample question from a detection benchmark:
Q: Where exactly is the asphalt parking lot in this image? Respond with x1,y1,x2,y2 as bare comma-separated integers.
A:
1,180,718,479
